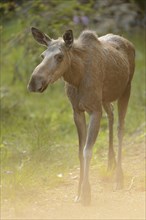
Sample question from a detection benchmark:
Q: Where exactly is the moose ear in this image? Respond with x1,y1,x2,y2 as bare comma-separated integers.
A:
63,30,73,48
31,27,51,47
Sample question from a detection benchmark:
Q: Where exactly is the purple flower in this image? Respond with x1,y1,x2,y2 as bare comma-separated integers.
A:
81,16,89,26
73,15,80,24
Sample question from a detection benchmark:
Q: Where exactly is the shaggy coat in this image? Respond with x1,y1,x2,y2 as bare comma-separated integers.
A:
64,31,135,114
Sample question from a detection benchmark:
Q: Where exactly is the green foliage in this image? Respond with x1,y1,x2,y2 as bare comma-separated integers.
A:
1,81,78,200
124,31,145,134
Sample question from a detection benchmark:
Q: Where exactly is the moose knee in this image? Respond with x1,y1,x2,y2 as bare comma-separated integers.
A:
83,148,92,160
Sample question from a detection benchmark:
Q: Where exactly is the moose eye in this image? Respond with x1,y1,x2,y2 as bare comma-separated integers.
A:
55,53,64,62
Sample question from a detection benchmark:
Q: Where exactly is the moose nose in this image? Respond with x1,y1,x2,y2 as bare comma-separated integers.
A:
27,75,43,92
27,82,34,92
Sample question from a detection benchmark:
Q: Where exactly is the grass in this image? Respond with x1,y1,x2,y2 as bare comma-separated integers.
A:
0,79,77,201
0,17,145,206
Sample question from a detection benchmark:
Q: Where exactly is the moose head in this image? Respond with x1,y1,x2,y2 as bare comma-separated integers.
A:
27,27,73,92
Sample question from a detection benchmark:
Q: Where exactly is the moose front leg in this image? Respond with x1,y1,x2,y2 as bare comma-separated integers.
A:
73,111,87,202
82,111,102,206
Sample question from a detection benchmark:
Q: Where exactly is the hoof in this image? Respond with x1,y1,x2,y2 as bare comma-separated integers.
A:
114,180,124,191
81,182,91,206
114,168,124,191
74,196,81,203
81,193,91,206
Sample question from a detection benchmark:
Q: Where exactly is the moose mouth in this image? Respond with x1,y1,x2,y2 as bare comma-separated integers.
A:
28,77,56,93
28,81,49,93
37,78,54,93
38,83,48,93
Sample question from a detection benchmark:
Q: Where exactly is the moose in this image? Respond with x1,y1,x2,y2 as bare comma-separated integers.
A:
27,27,135,206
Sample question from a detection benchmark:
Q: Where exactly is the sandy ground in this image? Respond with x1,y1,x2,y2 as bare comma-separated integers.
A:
1,138,145,220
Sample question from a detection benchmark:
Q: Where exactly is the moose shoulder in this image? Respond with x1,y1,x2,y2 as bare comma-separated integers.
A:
28,28,135,206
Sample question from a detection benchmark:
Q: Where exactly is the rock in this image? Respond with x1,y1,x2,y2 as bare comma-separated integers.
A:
94,18,116,35
92,0,143,33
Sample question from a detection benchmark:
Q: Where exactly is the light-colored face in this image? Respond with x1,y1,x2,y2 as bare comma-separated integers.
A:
27,28,73,93
28,41,66,93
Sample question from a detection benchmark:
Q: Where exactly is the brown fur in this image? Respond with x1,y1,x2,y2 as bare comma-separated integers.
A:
63,31,135,113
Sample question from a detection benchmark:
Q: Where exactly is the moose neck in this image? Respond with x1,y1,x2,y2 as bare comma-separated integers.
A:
63,47,85,87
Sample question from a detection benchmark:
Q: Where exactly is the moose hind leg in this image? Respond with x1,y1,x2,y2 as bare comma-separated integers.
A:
103,103,116,171
116,83,131,190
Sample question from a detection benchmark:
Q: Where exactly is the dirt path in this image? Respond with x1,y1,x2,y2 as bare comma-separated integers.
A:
1,139,145,220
